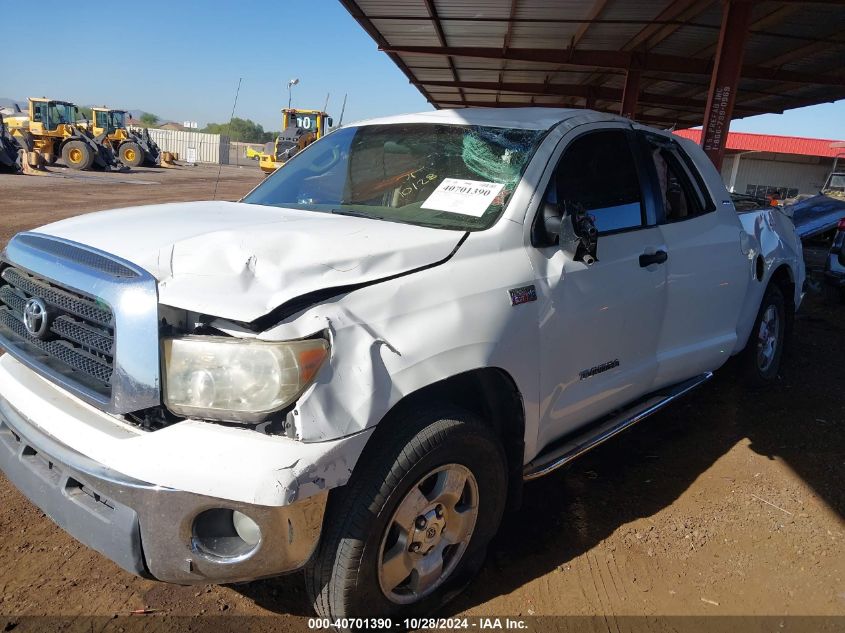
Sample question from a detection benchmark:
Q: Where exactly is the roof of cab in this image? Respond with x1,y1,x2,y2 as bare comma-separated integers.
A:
349,107,629,131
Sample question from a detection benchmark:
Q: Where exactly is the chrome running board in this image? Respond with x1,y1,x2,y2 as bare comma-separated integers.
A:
523,372,713,481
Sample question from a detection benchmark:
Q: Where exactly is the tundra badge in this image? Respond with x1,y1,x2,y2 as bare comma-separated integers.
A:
508,285,537,306
579,359,620,380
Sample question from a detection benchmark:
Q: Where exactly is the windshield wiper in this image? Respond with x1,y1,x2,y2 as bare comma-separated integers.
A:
329,208,385,220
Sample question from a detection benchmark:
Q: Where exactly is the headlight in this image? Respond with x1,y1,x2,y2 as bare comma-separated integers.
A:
162,335,329,422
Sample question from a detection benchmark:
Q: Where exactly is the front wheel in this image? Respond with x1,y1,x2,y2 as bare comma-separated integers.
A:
739,283,787,386
119,142,143,167
62,140,94,170
306,407,507,621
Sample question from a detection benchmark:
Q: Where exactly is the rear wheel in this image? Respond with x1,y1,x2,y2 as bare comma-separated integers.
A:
119,142,143,167
739,283,787,386
306,406,507,622
62,140,93,170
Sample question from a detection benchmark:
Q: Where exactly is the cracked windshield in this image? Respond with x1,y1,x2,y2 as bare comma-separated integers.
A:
243,123,545,230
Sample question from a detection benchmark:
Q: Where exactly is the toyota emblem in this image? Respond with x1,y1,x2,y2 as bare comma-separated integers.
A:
23,297,51,339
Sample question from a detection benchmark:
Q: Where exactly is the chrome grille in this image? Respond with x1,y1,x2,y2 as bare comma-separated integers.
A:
0,265,115,396
0,232,161,414
1,268,112,326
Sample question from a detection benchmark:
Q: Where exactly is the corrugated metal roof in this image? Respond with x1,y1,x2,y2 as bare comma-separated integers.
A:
674,129,845,158
340,0,845,129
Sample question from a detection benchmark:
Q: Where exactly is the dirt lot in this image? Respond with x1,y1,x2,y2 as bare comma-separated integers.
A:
0,165,842,630
0,163,263,244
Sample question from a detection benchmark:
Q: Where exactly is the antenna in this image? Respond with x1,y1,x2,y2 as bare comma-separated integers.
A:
338,93,348,126
213,77,242,201
323,92,330,112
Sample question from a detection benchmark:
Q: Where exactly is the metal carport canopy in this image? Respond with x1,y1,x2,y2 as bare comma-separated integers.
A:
340,0,845,169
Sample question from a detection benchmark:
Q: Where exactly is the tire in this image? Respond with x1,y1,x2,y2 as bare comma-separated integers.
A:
306,406,508,622
119,142,144,168
61,140,94,170
739,283,787,387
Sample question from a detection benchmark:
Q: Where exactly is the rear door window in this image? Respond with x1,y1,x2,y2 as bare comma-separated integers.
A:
643,134,715,222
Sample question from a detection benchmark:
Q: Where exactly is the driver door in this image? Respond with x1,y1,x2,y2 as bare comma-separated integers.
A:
528,126,668,452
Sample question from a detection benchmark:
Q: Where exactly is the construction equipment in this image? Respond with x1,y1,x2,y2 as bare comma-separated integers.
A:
259,108,333,175
0,113,22,173
6,98,121,171
89,107,161,167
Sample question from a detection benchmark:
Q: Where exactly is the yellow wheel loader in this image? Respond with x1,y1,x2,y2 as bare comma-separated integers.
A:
6,98,122,171
89,108,161,167
259,108,332,175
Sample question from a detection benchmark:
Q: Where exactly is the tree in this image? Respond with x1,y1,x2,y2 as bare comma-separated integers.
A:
202,117,273,143
140,112,159,126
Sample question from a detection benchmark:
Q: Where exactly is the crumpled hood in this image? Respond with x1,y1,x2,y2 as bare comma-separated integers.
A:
35,201,464,324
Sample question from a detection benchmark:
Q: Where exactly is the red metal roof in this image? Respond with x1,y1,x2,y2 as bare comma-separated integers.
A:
673,129,845,158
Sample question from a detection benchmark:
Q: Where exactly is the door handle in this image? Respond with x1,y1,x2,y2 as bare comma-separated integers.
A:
639,250,668,268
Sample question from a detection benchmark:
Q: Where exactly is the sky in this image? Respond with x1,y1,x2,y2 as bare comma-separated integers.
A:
0,0,430,130
726,101,845,140
1,0,842,139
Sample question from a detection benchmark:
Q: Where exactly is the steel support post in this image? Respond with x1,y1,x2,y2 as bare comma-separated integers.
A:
620,69,641,120
701,0,754,170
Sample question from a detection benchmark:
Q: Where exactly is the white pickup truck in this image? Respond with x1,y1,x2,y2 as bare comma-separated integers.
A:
0,108,803,619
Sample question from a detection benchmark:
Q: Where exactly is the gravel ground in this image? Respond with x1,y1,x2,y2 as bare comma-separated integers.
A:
0,166,842,631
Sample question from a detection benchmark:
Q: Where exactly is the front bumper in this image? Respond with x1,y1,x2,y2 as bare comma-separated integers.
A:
0,393,327,585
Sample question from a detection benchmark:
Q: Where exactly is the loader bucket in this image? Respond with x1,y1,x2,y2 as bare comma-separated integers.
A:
0,115,22,173
0,138,21,172
90,130,128,171
136,128,162,166
159,151,177,167
21,150,45,174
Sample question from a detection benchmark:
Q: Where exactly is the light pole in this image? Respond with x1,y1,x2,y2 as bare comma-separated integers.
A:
287,78,300,109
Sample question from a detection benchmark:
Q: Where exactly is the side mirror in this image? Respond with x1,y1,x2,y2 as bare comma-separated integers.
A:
559,201,598,265
327,117,334,128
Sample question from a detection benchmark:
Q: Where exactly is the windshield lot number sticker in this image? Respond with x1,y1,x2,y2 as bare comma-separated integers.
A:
422,178,505,217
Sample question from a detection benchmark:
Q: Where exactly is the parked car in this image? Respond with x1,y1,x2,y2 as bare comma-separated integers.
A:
824,217,845,303
0,108,804,620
